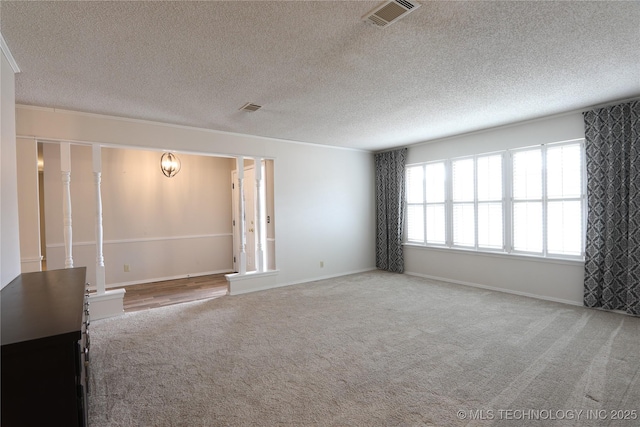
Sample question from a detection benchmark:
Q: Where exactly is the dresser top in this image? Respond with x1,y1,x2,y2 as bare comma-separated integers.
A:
1,267,86,347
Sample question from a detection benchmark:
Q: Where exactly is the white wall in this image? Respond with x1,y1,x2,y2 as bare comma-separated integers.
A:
405,113,586,305
16,106,376,289
1,49,20,288
41,144,234,287
16,137,42,272
270,142,375,285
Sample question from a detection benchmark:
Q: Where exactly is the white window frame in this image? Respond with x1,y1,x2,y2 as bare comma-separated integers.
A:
404,139,586,262
405,161,447,246
509,140,586,259
451,156,475,249
405,163,426,244
450,152,505,251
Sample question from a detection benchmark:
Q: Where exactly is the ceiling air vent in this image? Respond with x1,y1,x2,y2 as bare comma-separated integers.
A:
239,102,262,112
362,0,421,28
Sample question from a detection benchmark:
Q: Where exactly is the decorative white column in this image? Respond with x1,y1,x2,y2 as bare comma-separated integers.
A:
254,158,266,272
60,143,73,268
237,156,247,274
226,157,279,295
92,145,106,294
87,144,125,320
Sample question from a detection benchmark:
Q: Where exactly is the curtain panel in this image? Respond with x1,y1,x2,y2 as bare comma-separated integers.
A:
375,148,407,273
583,100,640,316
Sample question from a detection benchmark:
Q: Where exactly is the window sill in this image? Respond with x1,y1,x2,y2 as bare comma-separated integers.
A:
403,243,585,266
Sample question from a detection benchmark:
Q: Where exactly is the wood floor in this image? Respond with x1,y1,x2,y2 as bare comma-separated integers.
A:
113,273,229,313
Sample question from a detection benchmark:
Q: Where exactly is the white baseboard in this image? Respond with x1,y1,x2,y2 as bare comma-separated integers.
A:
227,267,377,296
266,268,377,292
404,271,583,307
20,257,43,273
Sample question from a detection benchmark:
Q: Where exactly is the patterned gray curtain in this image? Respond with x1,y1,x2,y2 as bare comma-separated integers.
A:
583,100,640,316
375,148,407,273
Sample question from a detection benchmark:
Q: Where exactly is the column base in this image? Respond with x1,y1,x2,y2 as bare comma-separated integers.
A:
225,270,279,295
89,289,126,320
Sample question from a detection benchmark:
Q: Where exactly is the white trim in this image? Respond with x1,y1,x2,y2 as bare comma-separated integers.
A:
16,104,370,153
46,233,232,248
277,268,377,287
26,136,248,161
88,289,126,320
0,33,21,73
404,271,582,307
225,269,279,282
405,139,586,261
226,272,278,295
20,258,43,273
89,288,125,302
225,268,377,296
99,269,234,290
271,268,378,290
403,243,584,266
20,258,43,263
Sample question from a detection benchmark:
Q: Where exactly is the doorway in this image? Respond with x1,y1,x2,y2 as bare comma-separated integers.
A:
37,142,47,270
231,159,275,273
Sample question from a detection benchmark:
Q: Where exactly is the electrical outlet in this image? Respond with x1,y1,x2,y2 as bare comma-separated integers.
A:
124,264,130,272
320,261,324,268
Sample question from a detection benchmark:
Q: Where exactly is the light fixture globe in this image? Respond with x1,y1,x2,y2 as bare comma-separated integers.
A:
160,152,181,178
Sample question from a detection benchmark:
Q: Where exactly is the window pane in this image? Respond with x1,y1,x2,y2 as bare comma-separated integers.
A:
453,203,474,246
547,144,582,199
406,166,424,204
513,150,542,199
407,144,584,258
477,154,502,201
425,162,445,203
407,205,424,242
452,159,474,202
513,201,542,252
478,202,503,249
548,201,582,255
426,204,445,244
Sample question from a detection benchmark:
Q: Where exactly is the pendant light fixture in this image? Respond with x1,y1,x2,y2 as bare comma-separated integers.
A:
160,152,181,178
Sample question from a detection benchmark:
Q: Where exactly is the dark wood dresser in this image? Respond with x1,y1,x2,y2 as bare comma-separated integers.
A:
1,267,90,427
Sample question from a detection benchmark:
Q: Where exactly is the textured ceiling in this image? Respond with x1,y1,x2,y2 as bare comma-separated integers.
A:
1,1,639,151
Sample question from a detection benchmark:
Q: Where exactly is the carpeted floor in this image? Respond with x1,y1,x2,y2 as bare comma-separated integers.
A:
89,271,640,426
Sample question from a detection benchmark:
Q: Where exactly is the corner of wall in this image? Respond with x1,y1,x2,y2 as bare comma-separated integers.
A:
1,39,22,288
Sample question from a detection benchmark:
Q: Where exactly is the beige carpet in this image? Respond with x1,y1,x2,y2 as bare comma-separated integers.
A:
89,271,640,426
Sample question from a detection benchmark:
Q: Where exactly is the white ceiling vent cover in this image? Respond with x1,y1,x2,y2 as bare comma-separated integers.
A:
363,0,421,27
239,102,262,112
